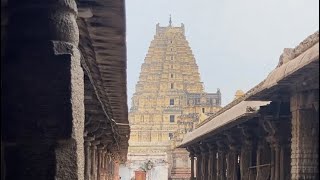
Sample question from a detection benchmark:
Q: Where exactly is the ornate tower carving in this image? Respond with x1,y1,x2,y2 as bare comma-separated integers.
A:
127,21,221,180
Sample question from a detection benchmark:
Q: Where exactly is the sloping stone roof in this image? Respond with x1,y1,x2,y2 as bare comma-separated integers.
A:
197,80,265,128
179,101,270,147
77,0,129,161
277,31,319,67
247,31,319,101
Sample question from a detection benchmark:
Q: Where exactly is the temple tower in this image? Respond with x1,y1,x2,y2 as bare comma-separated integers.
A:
124,20,221,180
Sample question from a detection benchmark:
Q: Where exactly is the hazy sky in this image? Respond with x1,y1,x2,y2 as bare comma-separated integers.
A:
126,0,319,107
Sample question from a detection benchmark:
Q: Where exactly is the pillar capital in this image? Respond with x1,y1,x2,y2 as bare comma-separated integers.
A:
290,90,319,111
192,146,201,156
84,136,95,142
200,143,209,154
84,141,91,147
91,140,100,147
188,148,195,158
216,139,227,152
97,144,105,150
186,146,195,154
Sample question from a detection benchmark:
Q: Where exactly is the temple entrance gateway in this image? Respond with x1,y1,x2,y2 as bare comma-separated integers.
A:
123,19,222,179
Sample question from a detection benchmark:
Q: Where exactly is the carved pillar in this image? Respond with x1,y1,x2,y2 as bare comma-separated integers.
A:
274,143,280,180
104,151,109,180
269,145,275,180
189,150,195,180
91,141,100,180
255,139,271,180
97,145,104,180
226,145,239,180
280,142,291,180
101,150,106,179
113,156,120,180
268,136,289,180
290,90,319,180
207,143,217,180
261,110,292,180
200,144,209,180
107,152,113,180
194,147,202,180
224,132,240,180
240,140,253,180
2,0,84,179
217,140,227,180
85,137,94,180
239,126,254,180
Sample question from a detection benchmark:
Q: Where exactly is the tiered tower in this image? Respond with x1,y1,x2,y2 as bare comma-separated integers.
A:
125,20,221,180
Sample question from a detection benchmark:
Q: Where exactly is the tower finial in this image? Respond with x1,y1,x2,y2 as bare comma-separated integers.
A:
169,14,172,26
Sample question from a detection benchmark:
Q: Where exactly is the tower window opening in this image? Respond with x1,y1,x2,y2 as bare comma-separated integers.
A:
171,83,174,89
170,99,174,105
170,115,175,122
202,108,205,113
171,74,174,78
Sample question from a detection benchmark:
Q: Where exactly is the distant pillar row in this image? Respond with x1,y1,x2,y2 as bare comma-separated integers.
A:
83,138,120,180
186,116,294,180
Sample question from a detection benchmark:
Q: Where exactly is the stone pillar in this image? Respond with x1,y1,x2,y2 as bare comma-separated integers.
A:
91,141,100,180
290,90,319,180
2,1,84,180
113,157,120,180
109,156,114,180
102,151,106,169
217,150,227,180
255,139,271,180
261,113,291,180
226,145,239,180
217,141,227,180
189,151,195,180
280,143,291,180
101,150,106,179
207,144,217,180
269,145,275,180
85,138,94,180
104,151,109,180
200,145,209,180
239,139,253,180
107,153,113,180
194,147,202,180
97,146,104,180
269,142,280,180
266,135,289,180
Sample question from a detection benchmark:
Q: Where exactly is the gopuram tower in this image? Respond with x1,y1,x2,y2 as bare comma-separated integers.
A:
123,18,221,180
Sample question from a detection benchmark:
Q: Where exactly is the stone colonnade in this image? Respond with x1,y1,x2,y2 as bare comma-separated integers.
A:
84,138,120,180
188,132,289,180
187,89,319,180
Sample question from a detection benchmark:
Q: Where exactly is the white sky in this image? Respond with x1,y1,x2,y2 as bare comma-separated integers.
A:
126,0,319,107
